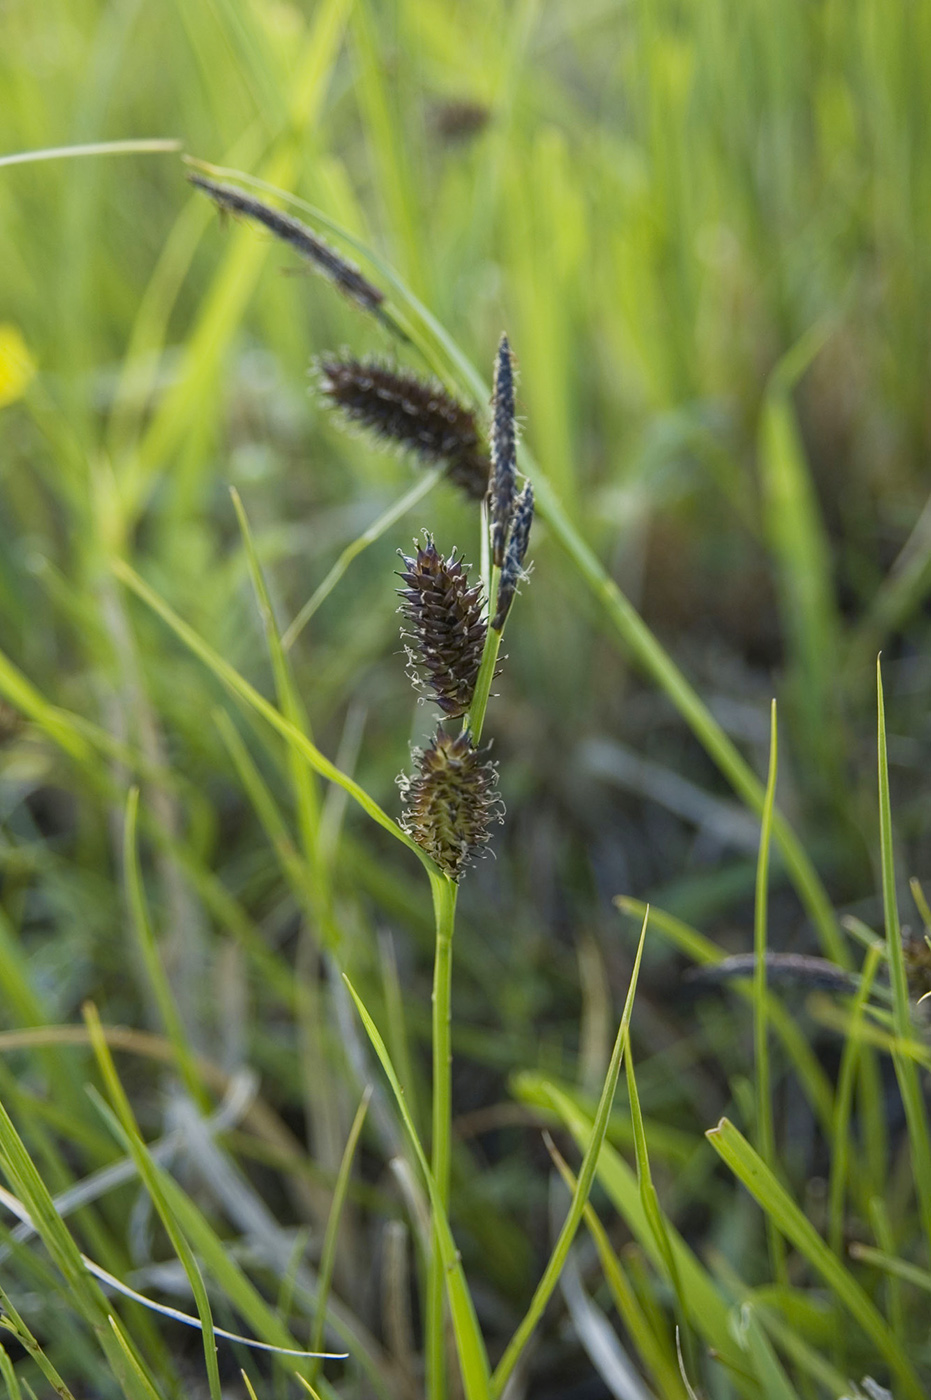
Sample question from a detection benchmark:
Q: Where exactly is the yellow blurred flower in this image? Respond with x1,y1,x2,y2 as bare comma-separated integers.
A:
0,324,36,408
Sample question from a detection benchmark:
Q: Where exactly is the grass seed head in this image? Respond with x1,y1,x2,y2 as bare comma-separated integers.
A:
398,729,502,880
188,174,385,314
431,99,492,143
398,537,487,718
318,357,490,500
489,333,517,566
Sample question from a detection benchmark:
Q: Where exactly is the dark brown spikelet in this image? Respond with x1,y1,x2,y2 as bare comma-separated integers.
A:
398,729,502,880
685,953,856,994
188,174,385,315
491,480,533,630
489,333,517,566
431,99,491,143
398,537,486,718
318,357,490,500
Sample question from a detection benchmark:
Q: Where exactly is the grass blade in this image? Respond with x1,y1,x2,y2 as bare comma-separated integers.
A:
83,1005,223,1400
515,1078,748,1387
0,1345,22,1400
308,1088,372,1380
228,487,328,908
615,898,835,1132
0,1279,76,1400
753,700,785,1283
490,911,648,1399
282,470,439,651
849,1242,931,1294
545,1137,689,1400
828,942,884,1256
112,558,436,874
876,656,931,1253
0,1101,147,1398
758,337,841,788
342,971,491,1400
705,1116,923,1399
0,141,180,169
733,1303,797,1400
623,1033,695,1377
123,788,206,1108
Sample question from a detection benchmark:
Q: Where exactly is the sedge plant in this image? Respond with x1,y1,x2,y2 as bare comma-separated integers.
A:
5,9,931,1392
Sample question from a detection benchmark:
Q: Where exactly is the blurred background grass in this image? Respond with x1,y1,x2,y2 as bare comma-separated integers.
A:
2,0,931,1396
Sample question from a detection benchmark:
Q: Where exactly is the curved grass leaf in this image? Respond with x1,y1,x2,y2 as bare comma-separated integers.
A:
876,657,931,1254
112,558,437,876
83,1006,223,1400
706,1116,923,1400
489,911,649,1399
513,1075,754,1392
342,974,491,1400
615,897,834,1133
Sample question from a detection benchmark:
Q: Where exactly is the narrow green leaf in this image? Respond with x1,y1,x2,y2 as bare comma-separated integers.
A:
229,488,330,934
342,973,491,1400
706,1116,923,1399
515,1078,749,1387
0,1343,23,1400
113,558,436,874
758,344,840,786
546,1135,689,1398
282,470,439,651
0,1281,76,1400
490,912,648,1399
214,709,316,920
615,897,834,1132
753,700,785,1283
105,1316,164,1400
849,1242,931,1294
623,1033,694,1376
876,656,931,1253
308,1088,371,1380
0,1111,145,1398
83,1005,223,1400
828,943,884,1255
123,789,207,1108
733,1303,797,1400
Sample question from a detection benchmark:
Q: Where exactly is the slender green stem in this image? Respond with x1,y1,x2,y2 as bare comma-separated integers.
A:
427,873,458,1400
0,139,181,169
467,577,504,745
753,701,785,1284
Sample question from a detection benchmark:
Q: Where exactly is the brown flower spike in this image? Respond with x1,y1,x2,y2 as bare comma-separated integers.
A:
318,357,490,500
189,174,385,314
398,730,502,880
398,537,486,718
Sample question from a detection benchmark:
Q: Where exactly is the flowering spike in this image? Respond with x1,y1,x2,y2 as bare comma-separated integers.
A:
491,480,533,630
398,537,487,718
317,357,490,500
489,334,517,566
189,175,385,315
398,730,503,880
